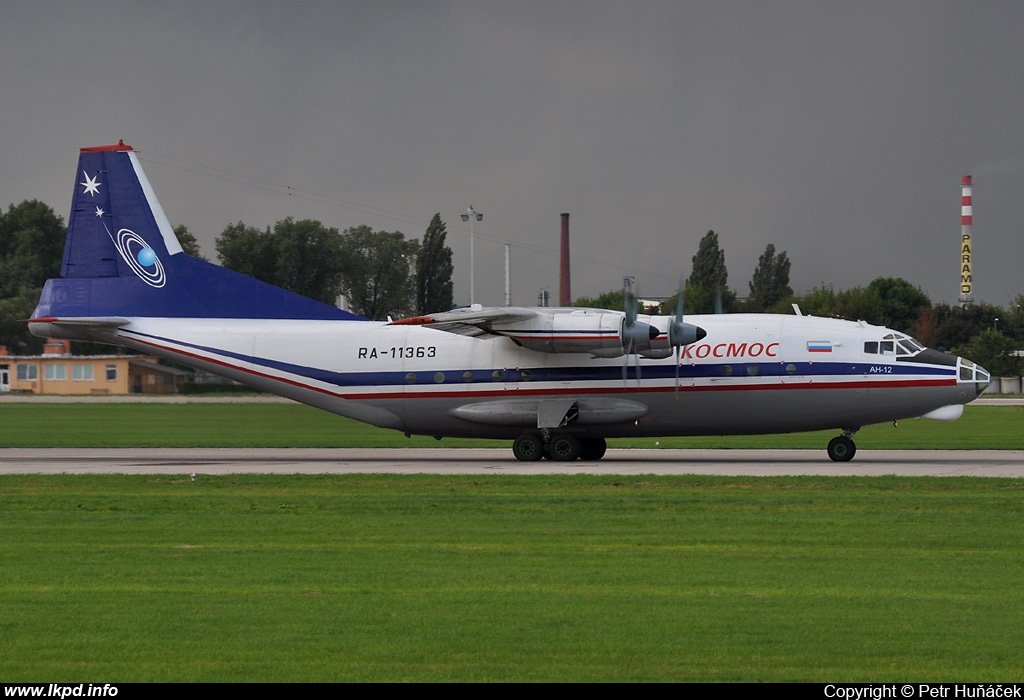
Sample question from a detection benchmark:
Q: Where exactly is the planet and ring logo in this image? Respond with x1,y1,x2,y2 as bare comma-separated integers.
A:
112,227,166,288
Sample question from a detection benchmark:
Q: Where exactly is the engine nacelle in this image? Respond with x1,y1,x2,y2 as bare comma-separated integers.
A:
490,309,705,357
493,309,650,357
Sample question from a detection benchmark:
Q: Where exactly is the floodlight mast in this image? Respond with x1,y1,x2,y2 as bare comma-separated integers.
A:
460,205,483,305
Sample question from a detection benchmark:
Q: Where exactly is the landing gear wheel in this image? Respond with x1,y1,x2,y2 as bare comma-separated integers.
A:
548,434,582,461
827,435,856,462
579,437,607,461
512,434,544,462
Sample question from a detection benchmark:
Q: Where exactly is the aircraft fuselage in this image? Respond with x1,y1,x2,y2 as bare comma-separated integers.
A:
33,312,984,443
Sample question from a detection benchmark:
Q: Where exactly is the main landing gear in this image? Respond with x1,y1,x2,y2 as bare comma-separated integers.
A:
827,428,860,462
512,433,607,462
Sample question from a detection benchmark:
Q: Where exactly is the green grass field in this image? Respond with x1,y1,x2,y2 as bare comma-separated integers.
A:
2,474,1023,681
2,402,1022,681
1,401,1023,449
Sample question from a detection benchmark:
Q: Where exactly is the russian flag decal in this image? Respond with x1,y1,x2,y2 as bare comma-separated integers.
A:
807,341,833,353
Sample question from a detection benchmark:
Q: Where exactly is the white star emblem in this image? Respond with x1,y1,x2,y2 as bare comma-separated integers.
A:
95,206,105,217
81,171,101,197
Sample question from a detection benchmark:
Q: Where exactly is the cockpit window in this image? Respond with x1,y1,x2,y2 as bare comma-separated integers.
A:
864,341,879,354
898,338,923,355
877,332,925,358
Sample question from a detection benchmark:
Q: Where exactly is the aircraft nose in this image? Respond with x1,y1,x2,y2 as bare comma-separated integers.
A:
958,356,991,396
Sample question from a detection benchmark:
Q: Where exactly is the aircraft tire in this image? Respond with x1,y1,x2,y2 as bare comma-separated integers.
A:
513,434,544,462
827,436,856,462
548,434,582,462
579,437,608,461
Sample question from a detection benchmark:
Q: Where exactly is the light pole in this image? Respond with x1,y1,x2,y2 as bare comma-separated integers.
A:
461,205,483,305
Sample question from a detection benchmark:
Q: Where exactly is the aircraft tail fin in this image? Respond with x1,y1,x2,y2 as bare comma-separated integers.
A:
32,141,365,322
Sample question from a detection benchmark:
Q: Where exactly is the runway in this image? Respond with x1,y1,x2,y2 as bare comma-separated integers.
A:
2,448,1023,476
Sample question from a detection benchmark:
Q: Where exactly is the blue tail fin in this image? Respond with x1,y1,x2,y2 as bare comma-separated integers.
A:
33,141,365,321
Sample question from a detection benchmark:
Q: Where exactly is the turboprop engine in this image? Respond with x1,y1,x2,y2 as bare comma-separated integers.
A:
493,309,705,358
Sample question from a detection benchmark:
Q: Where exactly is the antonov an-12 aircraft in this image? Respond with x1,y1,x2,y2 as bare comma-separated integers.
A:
29,142,991,462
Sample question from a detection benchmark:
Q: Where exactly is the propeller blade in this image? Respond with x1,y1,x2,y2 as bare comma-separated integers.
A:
623,277,637,327
666,280,708,397
674,281,683,397
622,338,630,382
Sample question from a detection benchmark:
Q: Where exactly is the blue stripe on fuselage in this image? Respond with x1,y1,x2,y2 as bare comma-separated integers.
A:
121,328,956,390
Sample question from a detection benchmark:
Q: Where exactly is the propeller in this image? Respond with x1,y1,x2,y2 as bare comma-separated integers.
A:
670,284,684,395
621,278,705,391
666,281,707,397
621,277,657,384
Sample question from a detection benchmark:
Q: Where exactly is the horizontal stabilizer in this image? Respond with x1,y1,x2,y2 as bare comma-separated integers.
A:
27,316,128,327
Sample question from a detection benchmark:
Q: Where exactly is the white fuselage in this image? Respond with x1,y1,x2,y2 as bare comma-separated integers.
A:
76,312,986,441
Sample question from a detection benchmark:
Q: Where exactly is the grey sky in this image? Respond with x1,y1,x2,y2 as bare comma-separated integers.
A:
3,1,1023,309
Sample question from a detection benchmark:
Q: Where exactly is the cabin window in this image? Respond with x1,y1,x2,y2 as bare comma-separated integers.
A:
785,364,797,374
405,372,417,384
521,369,532,381
721,365,733,376
864,341,879,354
433,372,445,384
462,371,474,383
746,364,760,376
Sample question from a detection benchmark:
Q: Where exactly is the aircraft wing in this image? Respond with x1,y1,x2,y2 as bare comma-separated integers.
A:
26,316,130,342
28,316,130,328
417,321,495,338
391,305,657,356
389,306,548,338
392,304,706,358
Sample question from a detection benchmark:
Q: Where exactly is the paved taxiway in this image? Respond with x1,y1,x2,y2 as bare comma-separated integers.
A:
2,448,1023,476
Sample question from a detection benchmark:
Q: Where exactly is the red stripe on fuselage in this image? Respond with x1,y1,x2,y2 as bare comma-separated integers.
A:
124,333,957,403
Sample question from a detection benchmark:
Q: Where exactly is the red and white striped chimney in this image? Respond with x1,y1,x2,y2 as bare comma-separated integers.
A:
559,213,571,306
958,176,974,306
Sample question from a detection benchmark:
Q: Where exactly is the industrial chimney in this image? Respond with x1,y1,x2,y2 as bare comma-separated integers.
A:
559,213,571,306
959,176,974,307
